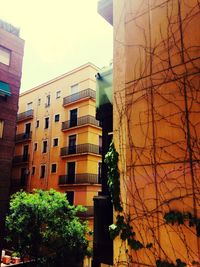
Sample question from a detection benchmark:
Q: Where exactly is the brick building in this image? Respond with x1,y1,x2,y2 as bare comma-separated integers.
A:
0,20,24,256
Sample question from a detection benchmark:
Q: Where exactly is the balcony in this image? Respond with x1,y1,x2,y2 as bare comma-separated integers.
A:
17,109,33,122
77,206,94,218
15,132,32,143
60,144,101,157
59,173,100,185
63,88,96,106
62,115,100,131
13,155,29,165
97,0,113,25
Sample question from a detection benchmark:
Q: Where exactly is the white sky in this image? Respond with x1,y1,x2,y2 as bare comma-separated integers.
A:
0,0,113,92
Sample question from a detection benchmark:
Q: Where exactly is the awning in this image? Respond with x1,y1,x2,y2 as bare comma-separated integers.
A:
0,81,11,96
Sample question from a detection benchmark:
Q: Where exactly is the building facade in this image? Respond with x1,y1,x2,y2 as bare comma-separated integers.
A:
12,63,102,226
98,0,200,266
0,20,24,257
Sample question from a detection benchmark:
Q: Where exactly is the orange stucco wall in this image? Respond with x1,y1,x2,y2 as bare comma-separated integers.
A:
12,63,102,216
113,0,200,266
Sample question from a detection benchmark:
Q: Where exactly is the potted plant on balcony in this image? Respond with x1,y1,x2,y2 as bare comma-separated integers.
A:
11,252,21,264
2,255,11,264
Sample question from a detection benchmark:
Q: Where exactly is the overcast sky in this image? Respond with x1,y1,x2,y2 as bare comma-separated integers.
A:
0,0,113,92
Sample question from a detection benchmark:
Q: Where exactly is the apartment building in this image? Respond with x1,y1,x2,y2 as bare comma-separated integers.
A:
11,63,102,225
98,0,200,266
0,20,24,257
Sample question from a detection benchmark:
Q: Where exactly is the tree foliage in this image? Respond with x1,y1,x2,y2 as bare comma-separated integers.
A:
6,189,89,266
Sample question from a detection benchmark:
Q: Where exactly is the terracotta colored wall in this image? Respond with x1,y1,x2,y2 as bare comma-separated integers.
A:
113,0,200,266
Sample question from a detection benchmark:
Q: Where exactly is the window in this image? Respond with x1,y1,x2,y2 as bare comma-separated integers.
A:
53,138,58,147
0,120,4,138
66,191,74,205
71,84,79,94
55,114,60,122
51,164,57,173
38,98,41,106
46,95,50,107
44,117,49,129
34,143,38,151
42,140,48,153
32,166,35,175
0,46,10,65
36,120,39,128
26,102,33,111
40,165,46,178
56,91,61,99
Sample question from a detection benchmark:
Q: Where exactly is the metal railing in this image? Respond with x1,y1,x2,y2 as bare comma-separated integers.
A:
59,173,99,185
63,88,96,106
17,109,33,121
13,155,29,164
77,206,94,217
60,144,101,156
62,115,100,130
15,132,32,143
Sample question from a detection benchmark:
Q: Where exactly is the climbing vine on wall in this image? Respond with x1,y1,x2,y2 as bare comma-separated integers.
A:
105,142,152,251
105,141,122,212
164,211,200,237
111,0,200,266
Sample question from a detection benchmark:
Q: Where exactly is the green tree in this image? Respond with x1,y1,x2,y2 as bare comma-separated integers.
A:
5,189,89,266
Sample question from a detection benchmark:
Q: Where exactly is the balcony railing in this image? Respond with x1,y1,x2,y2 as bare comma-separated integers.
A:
15,132,32,143
59,173,100,185
60,144,101,157
62,115,100,131
13,155,29,165
63,89,96,106
77,206,94,218
17,109,33,122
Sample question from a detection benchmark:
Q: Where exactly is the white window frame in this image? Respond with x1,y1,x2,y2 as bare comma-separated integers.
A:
56,90,61,99
71,84,79,95
0,46,10,66
26,102,33,111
